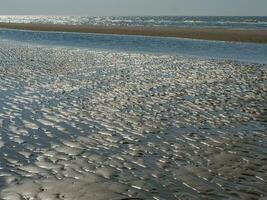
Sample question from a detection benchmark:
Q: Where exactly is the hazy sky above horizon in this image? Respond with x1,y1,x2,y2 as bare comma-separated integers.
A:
0,0,266,16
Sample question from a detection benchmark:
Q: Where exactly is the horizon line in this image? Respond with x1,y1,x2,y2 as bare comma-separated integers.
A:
0,14,266,17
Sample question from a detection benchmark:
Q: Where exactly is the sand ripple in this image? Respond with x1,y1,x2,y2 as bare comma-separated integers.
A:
0,40,266,199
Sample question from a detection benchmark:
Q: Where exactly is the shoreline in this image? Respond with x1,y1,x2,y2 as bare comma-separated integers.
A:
0,22,267,43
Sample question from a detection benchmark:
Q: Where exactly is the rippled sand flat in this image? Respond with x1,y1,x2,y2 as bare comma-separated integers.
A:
0,41,266,200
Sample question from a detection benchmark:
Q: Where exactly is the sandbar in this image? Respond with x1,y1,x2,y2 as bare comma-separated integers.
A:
0,22,267,43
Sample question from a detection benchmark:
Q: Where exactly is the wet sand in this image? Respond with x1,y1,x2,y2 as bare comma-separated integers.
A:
0,22,267,43
0,39,266,199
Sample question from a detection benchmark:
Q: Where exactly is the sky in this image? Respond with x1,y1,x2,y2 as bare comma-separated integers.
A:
0,0,266,16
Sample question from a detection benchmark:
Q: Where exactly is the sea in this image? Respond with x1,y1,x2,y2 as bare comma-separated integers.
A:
0,16,267,64
0,15,266,30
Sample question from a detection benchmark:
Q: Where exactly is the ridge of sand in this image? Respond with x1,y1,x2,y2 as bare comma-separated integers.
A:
0,22,267,43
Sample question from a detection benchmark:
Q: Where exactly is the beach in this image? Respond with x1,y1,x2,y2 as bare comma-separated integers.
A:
1,22,267,43
0,37,266,199
0,15,267,200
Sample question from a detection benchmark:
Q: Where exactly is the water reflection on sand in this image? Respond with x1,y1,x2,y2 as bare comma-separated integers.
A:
0,41,266,199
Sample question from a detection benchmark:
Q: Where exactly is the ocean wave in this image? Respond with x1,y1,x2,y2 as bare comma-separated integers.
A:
217,21,267,25
183,20,205,23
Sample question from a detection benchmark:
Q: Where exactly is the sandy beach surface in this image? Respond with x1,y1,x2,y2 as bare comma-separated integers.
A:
0,38,266,200
0,22,267,43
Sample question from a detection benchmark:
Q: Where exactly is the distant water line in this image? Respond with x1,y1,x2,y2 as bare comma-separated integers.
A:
0,16,267,30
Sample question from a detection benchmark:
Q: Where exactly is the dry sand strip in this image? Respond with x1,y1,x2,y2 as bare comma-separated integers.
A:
0,22,267,43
